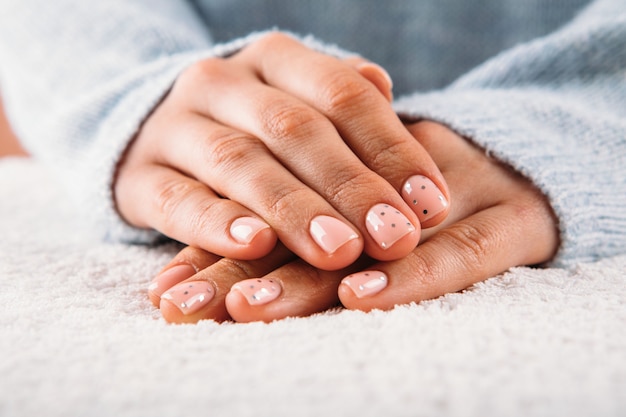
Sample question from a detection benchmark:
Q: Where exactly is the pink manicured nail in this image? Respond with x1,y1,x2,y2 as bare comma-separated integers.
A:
402,175,449,223
148,264,197,298
231,278,282,306
230,217,271,244
342,271,388,298
161,281,215,315
310,215,359,254
366,204,416,249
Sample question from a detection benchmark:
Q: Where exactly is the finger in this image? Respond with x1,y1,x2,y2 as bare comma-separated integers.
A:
151,113,366,271
338,199,559,311
159,244,296,324
343,56,393,102
173,57,421,262
114,163,277,260
236,33,451,228
148,245,221,307
225,254,372,323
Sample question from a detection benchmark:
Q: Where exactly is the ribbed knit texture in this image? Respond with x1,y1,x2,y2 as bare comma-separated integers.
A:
1,0,624,266
395,1,626,266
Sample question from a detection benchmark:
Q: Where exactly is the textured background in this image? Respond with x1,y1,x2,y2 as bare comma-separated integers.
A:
1,158,624,417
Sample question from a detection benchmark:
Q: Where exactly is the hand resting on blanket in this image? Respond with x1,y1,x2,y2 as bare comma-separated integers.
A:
149,121,560,323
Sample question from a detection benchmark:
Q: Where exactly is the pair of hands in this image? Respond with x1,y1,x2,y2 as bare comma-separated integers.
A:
115,33,559,323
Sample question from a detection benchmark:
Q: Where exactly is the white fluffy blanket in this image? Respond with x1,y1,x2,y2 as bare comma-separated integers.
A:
1,158,624,417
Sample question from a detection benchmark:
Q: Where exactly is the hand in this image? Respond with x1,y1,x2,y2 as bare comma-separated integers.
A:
115,32,450,274
148,121,559,323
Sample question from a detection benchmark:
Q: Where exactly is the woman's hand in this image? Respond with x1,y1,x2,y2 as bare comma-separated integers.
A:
114,32,450,275
148,121,560,323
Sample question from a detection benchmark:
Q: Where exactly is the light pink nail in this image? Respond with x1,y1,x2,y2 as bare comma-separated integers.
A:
231,278,282,306
342,271,388,298
230,217,271,244
148,264,197,298
402,175,449,223
366,204,416,250
310,215,359,254
161,281,215,315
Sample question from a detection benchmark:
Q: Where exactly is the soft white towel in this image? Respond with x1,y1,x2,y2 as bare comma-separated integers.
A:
1,158,624,417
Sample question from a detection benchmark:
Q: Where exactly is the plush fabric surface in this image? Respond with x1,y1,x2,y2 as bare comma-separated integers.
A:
1,158,624,417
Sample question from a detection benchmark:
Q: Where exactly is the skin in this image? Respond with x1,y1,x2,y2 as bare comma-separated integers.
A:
0,98,27,157
152,121,560,324
114,33,450,272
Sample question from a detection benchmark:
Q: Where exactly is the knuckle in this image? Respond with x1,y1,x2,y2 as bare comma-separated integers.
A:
369,137,410,171
177,58,227,88
402,251,445,290
216,257,256,281
153,176,222,243
262,185,311,221
154,177,191,218
323,167,377,206
203,129,263,174
510,198,540,226
318,71,373,114
445,223,493,274
261,100,322,141
185,200,222,243
153,177,201,230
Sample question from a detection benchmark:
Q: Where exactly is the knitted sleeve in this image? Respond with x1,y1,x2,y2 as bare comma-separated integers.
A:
394,0,626,267
0,1,353,244
0,0,265,243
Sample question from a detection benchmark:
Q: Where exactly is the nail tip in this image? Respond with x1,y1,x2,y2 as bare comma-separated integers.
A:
366,203,416,250
327,232,360,254
342,271,388,298
231,217,271,244
232,278,282,306
310,215,360,255
402,175,448,222
161,281,215,316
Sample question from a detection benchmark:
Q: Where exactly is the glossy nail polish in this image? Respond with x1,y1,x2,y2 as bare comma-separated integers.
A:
231,278,281,306
310,215,359,254
366,203,416,250
161,281,215,315
402,175,449,223
148,264,197,298
230,217,271,244
342,271,388,298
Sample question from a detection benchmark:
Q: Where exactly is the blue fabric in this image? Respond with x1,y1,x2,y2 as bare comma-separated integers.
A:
0,0,624,266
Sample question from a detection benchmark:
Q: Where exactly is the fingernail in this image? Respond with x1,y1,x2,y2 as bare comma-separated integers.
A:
161,281,215,315
148,264,197,298
230,217,271,244
366,203,416,250
402,175,449,223
342,270,388,298
310,215,359,254
356,62,393,89
231,278,282,306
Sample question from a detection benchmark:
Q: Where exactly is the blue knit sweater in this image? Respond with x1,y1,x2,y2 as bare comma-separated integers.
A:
1,0,625,267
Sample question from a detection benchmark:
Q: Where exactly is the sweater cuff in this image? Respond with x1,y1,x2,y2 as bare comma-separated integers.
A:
394,88,626,267
80,32,274,244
